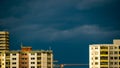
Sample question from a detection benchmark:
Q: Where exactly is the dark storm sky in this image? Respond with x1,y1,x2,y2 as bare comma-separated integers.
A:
0,0,120,68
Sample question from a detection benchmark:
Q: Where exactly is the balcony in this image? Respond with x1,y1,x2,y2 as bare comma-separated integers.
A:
0,38,9,40
100,54,108,56
100,65,108,67
100,49,108,51
100,60,108,62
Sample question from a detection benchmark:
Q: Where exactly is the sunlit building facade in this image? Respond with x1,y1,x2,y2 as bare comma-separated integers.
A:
0,46,53,68
89,39,120,68
0,31,9,52
0,31,53,68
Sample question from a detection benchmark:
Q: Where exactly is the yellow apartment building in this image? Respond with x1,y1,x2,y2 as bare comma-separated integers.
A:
0,31,9,52
89,39,120,68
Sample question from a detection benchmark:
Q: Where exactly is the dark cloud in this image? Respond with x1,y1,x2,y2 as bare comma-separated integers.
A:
0,0,120,40
0,0,120,65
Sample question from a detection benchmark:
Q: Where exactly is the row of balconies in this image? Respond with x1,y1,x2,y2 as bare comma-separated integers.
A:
0,35,9,38
0,41,9,43
0,44,9,46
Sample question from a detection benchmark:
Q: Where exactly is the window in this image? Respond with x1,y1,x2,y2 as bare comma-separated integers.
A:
47,58,51,60
47,62,51,64
12,58,16,60
6,53,10,56
95,52,98,55
37,66,41,68
114,62,118,65
119,51,120,54
31,66,35,68
37,62,41,64
114,57,118,59
12,53,16,56
22,62,27,64
31,53,35,55
100,46,108,49
91,62,93,65
91,47,93,50
37,57,41,60
100,62,108,65
37,53,41,55
110,57,113,60
110,62,113,65
22,67,27,68
119,46,120,49
110,46,113,49
22,62,25,64
110,51,113,54
114,51,118,54
12,62,16,64
100,56,108,60
114,46,117,49
12,67,16,68
21,53,27,55
31,57,35,60
95,57,98,60
95,47,98,49
31,62,35,64
22,58,27,60
100,51,108,54
6,62,10,65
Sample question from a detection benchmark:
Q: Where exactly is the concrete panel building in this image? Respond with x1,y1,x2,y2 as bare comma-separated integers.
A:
0,46,53,68
89,39,120,68
0,31,53,68
0,31,9,52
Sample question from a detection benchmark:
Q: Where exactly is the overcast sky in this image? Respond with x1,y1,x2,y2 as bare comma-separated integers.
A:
0,0,120,68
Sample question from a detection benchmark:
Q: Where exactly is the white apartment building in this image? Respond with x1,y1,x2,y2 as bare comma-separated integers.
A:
89,39,120,68
0,31,53,68
0,46,53,68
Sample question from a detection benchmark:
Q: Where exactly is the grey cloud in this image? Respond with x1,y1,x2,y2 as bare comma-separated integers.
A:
0,0,115,26
76,0,114,10
11,24,120,41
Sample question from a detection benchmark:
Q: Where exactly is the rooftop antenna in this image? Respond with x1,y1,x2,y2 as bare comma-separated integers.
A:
21,42,23,48
49,46,52,50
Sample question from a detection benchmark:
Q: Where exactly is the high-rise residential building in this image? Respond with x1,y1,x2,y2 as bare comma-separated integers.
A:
0,46,53,68
89,39,120,68
0,31,9,52
0,31,53,68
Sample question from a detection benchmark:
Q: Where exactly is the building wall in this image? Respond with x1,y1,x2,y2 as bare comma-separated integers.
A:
0,31,53,68
41,53,47,68
0,50,53,68
10,52,19,68
0,31,9,52
28,52,37,68
89,40,120,68
19,52,29,68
